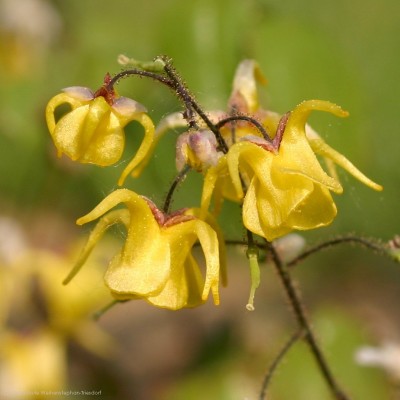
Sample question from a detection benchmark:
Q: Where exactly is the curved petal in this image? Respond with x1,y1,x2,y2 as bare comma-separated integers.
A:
155,111,187,136
285,185,337,231
200,157,229,216
117,113,155,185
186,208,227,287
76,189,157,231
77,189,171,297
226,142,249,199
194,221,220,305
309,138,383,191
63,209,130,285
146,246,204,310
51,104,90,159
243,177,303,241
288,100,349,135
45,93,86,154
165,219,220,305
228,59,267,113
276,102,344,193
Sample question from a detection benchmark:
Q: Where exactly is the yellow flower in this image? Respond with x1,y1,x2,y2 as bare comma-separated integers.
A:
201,61,382,241
45,75,155,185
64,189,225,310
0,329,66,396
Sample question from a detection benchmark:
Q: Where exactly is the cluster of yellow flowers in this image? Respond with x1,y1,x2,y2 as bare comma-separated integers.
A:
0,223,114,396
45,58,382,311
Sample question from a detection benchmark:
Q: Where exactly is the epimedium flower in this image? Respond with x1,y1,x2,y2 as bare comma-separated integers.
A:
45,74,155,186
63,189,226,310
200,61,383,241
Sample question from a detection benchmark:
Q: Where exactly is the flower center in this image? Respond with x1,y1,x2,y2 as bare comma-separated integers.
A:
93,73,116,105
143,197,195,227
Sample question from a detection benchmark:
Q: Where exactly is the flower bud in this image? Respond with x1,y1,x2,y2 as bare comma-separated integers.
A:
176,130,222,172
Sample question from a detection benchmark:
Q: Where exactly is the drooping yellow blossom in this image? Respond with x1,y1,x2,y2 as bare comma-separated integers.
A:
45,74,155,185
200,61,382,241
64,189,225,310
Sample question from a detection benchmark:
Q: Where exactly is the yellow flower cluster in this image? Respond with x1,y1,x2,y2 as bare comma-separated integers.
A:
45,59,382,310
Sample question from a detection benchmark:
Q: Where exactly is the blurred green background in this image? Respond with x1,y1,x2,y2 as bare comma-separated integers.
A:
0,0,399,399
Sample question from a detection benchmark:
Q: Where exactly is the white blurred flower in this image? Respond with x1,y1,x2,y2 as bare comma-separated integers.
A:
273,233,306,264
0,0,61,45
355,342,400,380
0,0,62,75
0,216,28,265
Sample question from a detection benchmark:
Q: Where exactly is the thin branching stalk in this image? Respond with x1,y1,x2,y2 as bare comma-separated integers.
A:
265,241,350,400
287,235,388,268
259,329,304,400
159,56,229,153
107,69,174,92
163,165,191,214
215,115,273,143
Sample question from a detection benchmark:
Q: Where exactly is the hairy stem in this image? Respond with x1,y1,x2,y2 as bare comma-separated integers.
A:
215,115,273,143
109,57,229,153
160,56,229,153
265,241,350,400
287,235,387,268
107,68,174,91
259,329,304,400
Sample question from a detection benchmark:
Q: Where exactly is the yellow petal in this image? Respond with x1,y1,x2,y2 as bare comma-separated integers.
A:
51,104,91,159
146,247,204,310
277,104,345,193
63,209,130,285
200,157,230,215
117,113,155,185
166,219,221,305
80,110,125,165
104,239,170,297
243,177,299,241
194,221,220,305
45,93,85,138
76,189,144,225
77,189,171,297
52,96,118,163
186,208,227,287
289,100,349,132
226,141,259,199
285,185,337,231
309,138,383,191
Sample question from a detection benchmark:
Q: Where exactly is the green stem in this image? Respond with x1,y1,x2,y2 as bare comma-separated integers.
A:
93,300,122,320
